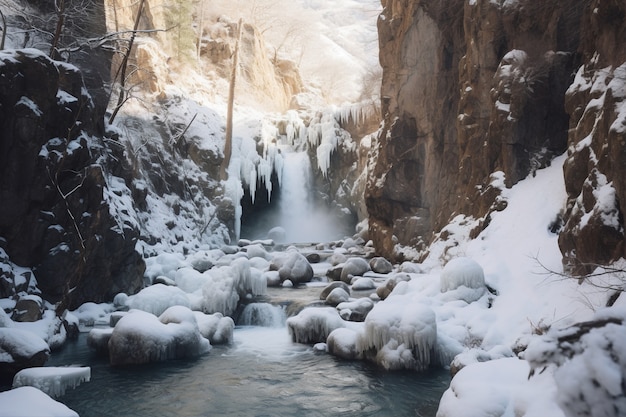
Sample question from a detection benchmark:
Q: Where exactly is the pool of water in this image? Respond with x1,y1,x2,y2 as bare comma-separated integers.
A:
40,326,450,417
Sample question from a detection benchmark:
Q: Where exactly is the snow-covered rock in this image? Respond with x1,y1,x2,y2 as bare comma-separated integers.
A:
439,257,485,302
325,287,350,306
327,327,360,360
0,328,50,377
340,257,371,283
351,277,376,291
270,251,314,285
336,297,374,322
0,386,78,417
128,284,191,316
108,307,211,366
319,281,351,300
369,257,393,274
12,366,90,398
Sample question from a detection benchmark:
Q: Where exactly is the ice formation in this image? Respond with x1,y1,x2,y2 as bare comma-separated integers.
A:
108,306,211,365
327,327,360,360
0,386,79,417
193,311,234,344
287,307,346,344
357,295,437,371
202,257,266,316
12,366,90,398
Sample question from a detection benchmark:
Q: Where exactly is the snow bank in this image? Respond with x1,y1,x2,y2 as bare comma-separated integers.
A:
0,386,78,417
108,306,211,365
437,357,564,417
440,257,485,293
13,366,90,398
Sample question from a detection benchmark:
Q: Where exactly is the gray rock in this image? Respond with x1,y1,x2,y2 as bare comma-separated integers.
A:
320,281,350,300
325,288,350,306
340,258,371,284
369,257,393,274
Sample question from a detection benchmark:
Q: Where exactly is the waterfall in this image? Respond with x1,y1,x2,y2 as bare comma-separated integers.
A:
238,303,287,327
278,151,314,243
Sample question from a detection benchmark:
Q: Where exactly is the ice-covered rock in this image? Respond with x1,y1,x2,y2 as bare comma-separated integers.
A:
128,284,191,316
0,386,78,417
108,307,211,366
12,366,90,398
202,257,266,316
376,273,411,300
0,328,50,378
244,243,270,260
287,307,346,344
340,257,371,284
325,287,350,306
357,296,437,371
369,257,393,274
270,251,314,285
193,312,234,344
440,257,485,297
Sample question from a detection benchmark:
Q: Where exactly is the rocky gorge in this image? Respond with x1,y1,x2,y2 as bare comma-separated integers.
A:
1,0,626,416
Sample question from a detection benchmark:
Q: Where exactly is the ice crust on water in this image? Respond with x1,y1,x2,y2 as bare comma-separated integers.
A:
12,366,90,398
0,386,79,417
108,306,211,365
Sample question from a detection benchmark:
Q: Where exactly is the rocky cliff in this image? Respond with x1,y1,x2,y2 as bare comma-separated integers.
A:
0,49,144,310
367,0,626,270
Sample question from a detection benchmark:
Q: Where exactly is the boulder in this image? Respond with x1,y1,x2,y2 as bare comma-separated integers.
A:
270,251,313,285
340,258,371,284
0,328,50,381
11,295,44,322
369,257,393,274
325,288,350,307
320,281,350,300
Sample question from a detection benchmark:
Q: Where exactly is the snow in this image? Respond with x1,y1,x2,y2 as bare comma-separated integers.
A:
0,386,79,417
12,366,90,398
287,307,347,344
128,284,191,316
436,357,564,417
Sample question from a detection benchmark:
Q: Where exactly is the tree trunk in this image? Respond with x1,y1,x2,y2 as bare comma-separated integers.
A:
220,18,243,181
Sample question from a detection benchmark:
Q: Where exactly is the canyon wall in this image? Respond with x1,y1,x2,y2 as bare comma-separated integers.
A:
367,0,626,269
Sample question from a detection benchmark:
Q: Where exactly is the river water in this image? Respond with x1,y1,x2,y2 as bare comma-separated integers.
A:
44,323,450,417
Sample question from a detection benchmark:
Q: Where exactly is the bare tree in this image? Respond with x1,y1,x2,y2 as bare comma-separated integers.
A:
220,18,242,181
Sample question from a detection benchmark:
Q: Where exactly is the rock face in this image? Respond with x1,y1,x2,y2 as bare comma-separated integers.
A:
367,0,626,267
0,49,144,309
557,0,626,274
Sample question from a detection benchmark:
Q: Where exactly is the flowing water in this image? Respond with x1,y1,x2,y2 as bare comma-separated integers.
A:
39,311,450,417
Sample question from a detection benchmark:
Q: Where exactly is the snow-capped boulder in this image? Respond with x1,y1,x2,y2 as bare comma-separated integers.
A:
351,277,376,291
376,273,411,300
11,295,44,322
357,297,437,371
440,257,485,292
108,307,211,366
287,307,346,344
0,328,50,379
244,243,270,260
320,281,351,300
336,297,375,322
128,284,191,316
270,251,313,285
0,386,78,417
325,287,350,306
340,257,371,284
327,327,360,360
369,257,393,274
87,328,113,355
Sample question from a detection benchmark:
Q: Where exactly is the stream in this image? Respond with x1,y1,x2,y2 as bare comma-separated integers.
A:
44,323,450,417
